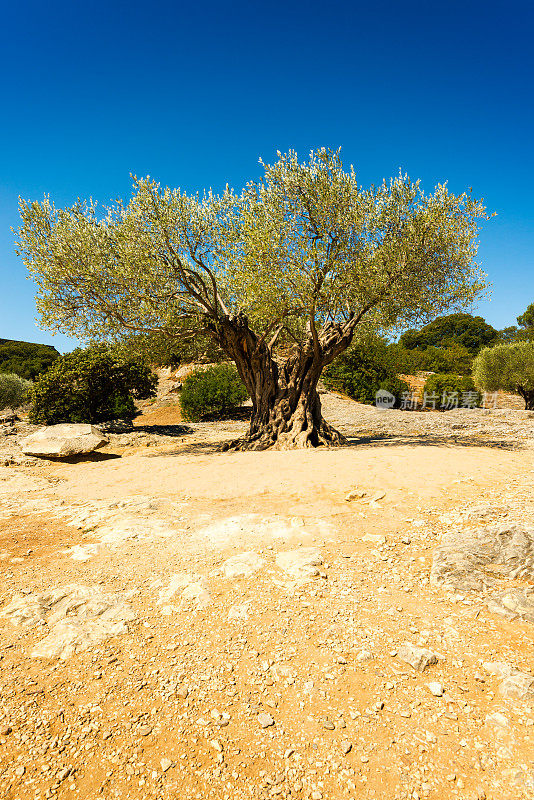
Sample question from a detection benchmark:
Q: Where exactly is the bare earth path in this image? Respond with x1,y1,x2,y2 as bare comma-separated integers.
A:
0,394,533,800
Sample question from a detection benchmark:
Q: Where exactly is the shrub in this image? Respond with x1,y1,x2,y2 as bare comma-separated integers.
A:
473,342,534,409
386,341,473,376
423,373,481,409
377,377,411,408
27,346,156,424
323,337,392,404
180,364,248,421
0,372,32,411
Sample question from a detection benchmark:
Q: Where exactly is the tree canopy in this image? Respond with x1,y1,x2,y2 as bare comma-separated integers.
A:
517,302,534,336
0,339,59,380
473,342,534,409
399,313,497,354
16,149,491,449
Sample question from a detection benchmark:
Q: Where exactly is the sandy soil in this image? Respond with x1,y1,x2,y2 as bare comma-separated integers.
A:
0,394,533,800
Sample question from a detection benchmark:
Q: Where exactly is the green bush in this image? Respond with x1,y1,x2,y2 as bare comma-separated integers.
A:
27,346,156,424
323,338,392,404
423,373,481,409
0,373,32,411
386,341,473,376
377,377,411,408
180,364,248,421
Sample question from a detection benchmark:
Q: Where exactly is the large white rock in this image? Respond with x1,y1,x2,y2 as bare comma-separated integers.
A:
21,424,108,458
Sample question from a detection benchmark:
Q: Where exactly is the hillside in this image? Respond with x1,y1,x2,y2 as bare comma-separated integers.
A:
0,339,59,380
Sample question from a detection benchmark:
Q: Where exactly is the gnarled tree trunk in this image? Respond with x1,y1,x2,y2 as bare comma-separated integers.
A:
518,387,534,410
209,313,351,451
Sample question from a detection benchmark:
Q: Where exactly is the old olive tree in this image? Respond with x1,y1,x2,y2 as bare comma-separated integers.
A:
17,149,490,449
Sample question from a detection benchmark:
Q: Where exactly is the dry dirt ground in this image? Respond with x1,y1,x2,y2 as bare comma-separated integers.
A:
0,393,534,800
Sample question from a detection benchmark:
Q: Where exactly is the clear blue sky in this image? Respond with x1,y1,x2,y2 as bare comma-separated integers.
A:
1,0,532,352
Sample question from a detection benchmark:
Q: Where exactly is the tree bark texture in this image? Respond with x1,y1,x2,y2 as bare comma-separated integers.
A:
209,313,351,450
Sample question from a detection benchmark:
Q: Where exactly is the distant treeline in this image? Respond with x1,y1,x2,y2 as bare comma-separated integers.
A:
0,339,59,380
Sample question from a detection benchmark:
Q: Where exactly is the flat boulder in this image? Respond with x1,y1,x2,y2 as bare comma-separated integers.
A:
20,424,108,458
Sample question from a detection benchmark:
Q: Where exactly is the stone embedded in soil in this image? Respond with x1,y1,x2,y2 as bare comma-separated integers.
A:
320,718,335,730
228,602,250,622
397,643,439,672
257,713,275,728
0,584,135,659
487,588,534,624
221,551,265,579
499,672,534,701
431,524,534,592
483,661,516,678
158,573,211,611
275,547,323,579
345,489,366,502
138,724,153,736
356,648,374,661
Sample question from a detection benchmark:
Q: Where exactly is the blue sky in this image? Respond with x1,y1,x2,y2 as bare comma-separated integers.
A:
1,0,532,351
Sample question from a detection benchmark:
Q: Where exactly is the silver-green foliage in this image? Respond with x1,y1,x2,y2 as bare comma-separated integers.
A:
0,372,32,411
473,342,534,408
16,149,490,348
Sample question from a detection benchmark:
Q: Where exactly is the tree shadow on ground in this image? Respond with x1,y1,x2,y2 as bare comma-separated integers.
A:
197,407,252,423
342,432,521,450
134,424,194,437
147,441,227,456
42,452,123,464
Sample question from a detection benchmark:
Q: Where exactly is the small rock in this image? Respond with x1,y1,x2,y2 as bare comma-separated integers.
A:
320,718,335,730
356,648,374,662
427,682,444,697
397,643,439,672
345,489,366,502
483,661,515,678
362,534,386,545
341,741,352,754
0,724,12,736
258,713,275,728
138,724,152,736
15,766,25,777
368,490,386,503
485,711,510,732
499,672,534,700
160,758,172,772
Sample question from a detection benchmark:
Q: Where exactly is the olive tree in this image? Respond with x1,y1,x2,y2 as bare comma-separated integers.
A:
473,342,534,409
16,149,490,449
